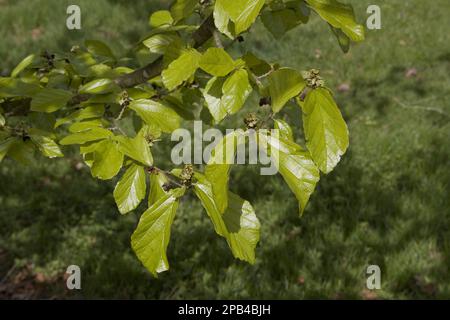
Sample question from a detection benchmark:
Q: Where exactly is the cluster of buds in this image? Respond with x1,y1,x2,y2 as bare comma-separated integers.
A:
244,113,259,129
119,91,131,108
305,69,325,89
144,133,157,147
180,164,194,186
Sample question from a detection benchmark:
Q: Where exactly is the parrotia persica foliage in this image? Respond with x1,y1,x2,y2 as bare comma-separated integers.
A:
0,0,365,277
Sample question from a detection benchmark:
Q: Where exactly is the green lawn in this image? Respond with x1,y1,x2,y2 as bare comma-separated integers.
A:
0,0,449,299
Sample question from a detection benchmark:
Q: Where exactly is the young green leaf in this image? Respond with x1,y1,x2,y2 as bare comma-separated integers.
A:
170,0,198,22
301,87,349,174
115,129,153,167
213,0,234,39
91,139,124,180
200,48,235,77
0,77,40,98
60,127,113,145
202,77,228,123
79,78,118,94
29,130,64,158
0,137,17,163
305,0,365,42
31,88,73,113
143,34,179,54
131,188,185,276
268,68,305,113
261,9,302,38
7,140,35,165
128,99,181,133
205,130,247,214
11,54,35,78
330,24,350,53
149,10,174,28
55,105,105,128
274,119,295,142
161,49,201,90
194,173,260,264
219,0,265,35
222,69,252,115
85,40,115,60
148,171,170,207
259,131,319,215
114,164,147,214
69,119,105,133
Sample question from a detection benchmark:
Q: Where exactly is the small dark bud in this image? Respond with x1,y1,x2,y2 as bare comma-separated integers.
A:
259,97,271,107
162,183,172,192
237,36,244,42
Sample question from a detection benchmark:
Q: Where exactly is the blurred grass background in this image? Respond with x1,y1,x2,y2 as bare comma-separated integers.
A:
0,0,449,299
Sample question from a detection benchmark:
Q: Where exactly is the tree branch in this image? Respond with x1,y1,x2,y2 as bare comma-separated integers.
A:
0,14,216,119
115,14,215,88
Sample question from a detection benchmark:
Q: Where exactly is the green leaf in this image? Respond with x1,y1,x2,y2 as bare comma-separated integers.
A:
29,130,64,158
222,69,252,115
200,48,235,77
149,10,174,27
60,127,113,145
305,0,364,41
79,78,118,94
220,0,265,35
194,173,260,263
0,77,40,98
0,113,5,127
129,99,181,133
91,139,124,180
85,40,115,60
274,119,295,141
114,164,147,214
131,188,185,276
115,128,153,166
0,137,17,163
148,171,170,207
258,131,320,215
7,140,35,165
143,34,179,54
69,119,105,133
268,68,305,113
202,77,228,123
214,0,234,39
11,54,35,78
30,88,73,113
170,0,198,22
242,52,272,77
330,24,350,53
261,9,302,38
205,130,247,214
301,87,349,174
55,105,105,128
161,49,201,90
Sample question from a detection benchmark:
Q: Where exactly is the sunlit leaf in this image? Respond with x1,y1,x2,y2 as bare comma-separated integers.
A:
259,130,320,215
200,48,235,77
91,139,124,180
128,99,181,133
269,68,305,113
131,188,185,276
301,87,349,173
114,164,146,214
194,172,260,263
161,49,201,90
